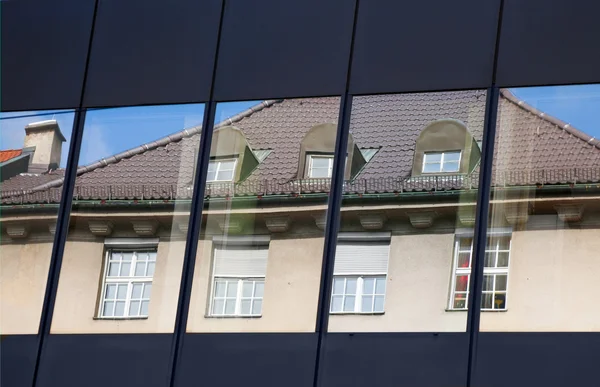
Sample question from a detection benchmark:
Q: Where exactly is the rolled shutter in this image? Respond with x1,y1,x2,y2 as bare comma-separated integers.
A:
213,245,269,277
333,242,390,275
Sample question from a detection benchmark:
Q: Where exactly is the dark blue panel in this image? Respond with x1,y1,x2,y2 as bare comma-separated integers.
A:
1,0,95,111
350,0,500,95
319,333,469,387
496,0,600,87
37,334,172,387
214,0,355,101
176,333,318,387
83,0,222,107
0,335,38,387
474,332,600,387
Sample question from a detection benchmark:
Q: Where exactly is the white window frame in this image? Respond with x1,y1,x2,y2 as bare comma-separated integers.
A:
307,154,334,178
97,247,157,319
422,150,462,173
207,158,237,182
208,239,269,317
209,277,264,317
448,232,512,311
330,275,387,314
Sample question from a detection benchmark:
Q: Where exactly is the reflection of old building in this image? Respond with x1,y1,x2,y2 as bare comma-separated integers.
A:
2,89,600,335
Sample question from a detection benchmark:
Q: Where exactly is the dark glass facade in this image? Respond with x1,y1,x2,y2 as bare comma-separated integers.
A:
2,1,600,387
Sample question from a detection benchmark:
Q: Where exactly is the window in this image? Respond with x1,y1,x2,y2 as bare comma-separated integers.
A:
423,151,461,173
209,244,269,317
207,159,237,182
330,239,390,314
307,154,334,178
331,276,386,313
449,234,511,311
98,249,156,318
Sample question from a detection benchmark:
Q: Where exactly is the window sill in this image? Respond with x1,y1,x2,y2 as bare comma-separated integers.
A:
445,309,508,313
93,316,149,321
329,312,385,316
204,315,263,319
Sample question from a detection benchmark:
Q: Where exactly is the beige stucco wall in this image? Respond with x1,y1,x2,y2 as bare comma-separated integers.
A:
50,239,184,333
0,242,53,334
187,237,324,332
481,228,600,332
329,233,467,332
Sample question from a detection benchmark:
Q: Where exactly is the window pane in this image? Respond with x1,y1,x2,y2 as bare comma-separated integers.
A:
103,302,115,317
330,90,486,333
375,278,386,294
482,275,494,291
240,300,251,315
361,296,373,312
252,300,262,315
424,153,442,163
114,301,126,317
226,282,238,298
134,262,146,277
331,296,343,312
212,300,224,315
254,282,264,297
442,161,459,172
51,104,204,333
345,278,357,295
343,296,355,312
224,300,236,315
119,262,131,277
333,278,345,295
186,97,341,332
116,284,128,300
422,163,441,173
455,275,469,292
242,282,254,297
497,252,510,268
129,301,141,316
310,167,331,178
141,301,150,316
217,169,234,181
143,283,152,299
363,278,375,294
105,284,116,299
214,281,226,297
131,283,143,299
374,296,385,313
495,275,507,291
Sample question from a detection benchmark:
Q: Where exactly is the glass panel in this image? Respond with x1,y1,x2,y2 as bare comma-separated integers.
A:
51,104,204,333
212,300,224,315
374,296,385,312
141,301,150,316
108,263,120,277
187,97,341,333
129,301,141,316
0,110,76,334
224,300,236,315
481,85,600,332
329,90,487,333
116,284,127,299
333,278,345,295
361,296,373,312
254,281,264,297
363,278,375,294
242,282,254,297
252,300,262,315
103,302,115,317
343,296,355,312
105,284,116,299
214,281,226,297
345,278,357,295
143,283,152,299
331,296,343,312
240,300,251,315
226,282,238,298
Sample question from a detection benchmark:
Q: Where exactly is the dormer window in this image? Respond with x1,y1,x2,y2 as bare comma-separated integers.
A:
207,159,237,182
422,151,461,173
307,154,334,178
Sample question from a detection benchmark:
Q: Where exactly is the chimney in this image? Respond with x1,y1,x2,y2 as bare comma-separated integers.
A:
24,120,66,173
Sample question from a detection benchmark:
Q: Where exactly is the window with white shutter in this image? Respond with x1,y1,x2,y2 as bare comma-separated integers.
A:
330,236,391,314
209,243,269,317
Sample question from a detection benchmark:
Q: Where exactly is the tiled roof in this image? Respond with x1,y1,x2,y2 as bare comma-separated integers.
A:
0,149,22,163
2,89,600,204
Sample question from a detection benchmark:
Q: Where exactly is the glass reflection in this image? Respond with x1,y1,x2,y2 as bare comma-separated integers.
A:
481,85,600,332
50,104,204,333
0,110,75,334
187,97,341,333
328,90,488,332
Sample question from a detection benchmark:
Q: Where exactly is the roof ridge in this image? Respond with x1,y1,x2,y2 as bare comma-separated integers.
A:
500,88,600,150
23,99,283,193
